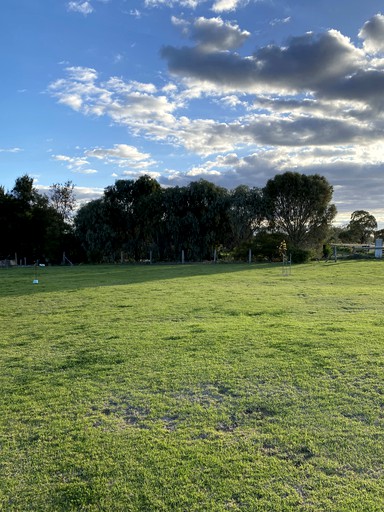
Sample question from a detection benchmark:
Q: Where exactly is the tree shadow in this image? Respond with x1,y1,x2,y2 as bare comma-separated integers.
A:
0,262,275,298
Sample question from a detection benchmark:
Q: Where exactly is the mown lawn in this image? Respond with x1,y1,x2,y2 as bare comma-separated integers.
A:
0,261,383,511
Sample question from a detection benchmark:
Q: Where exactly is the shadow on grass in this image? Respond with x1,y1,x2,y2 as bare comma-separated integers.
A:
0,262,277,297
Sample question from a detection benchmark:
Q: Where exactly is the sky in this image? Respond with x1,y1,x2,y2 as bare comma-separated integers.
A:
2,0,384,226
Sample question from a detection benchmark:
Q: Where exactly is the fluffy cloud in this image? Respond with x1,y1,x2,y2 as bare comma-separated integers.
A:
54,144,155,178
85,144,155,169
67,1,93,15
144,0,245,10
359,13,384,53
212,0,244,13
86,144,150,161
50,15,384,142
54,154,98,174
54,154,90,168
145,0,201,8
174,16,250,51
161,30,363,94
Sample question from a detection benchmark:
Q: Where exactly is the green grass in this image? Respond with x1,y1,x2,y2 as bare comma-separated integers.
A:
1,261,384,511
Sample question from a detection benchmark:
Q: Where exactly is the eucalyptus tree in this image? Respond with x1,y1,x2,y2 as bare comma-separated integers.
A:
103,175,162,260
185,180,231,260
348,210,377,243
74,198,116,262
158,180,231,261
160,185,195,261
0,187,17,258
49,180,76,223
263,172,336,249
228,185,265,248
0,174,67,262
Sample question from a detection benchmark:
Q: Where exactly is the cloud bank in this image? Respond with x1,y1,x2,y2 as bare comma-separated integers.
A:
49,14,384,222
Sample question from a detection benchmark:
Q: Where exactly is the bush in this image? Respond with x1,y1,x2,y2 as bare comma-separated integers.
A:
289,248,313,263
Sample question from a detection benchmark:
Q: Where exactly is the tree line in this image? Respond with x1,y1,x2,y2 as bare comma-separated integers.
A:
1,172,381,265
0,175,77,264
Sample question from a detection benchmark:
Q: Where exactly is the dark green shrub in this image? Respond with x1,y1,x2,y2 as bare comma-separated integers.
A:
289,248,313,263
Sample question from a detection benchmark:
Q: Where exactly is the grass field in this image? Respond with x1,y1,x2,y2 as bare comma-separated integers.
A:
1,261,384,511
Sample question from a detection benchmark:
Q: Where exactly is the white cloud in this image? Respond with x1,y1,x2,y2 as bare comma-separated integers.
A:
74,186,104,205
54,154,90,169
53,153,99,175
161,29,364,95
67,1,94,15
78,168,98,174
129,9,142,18
0,147,22,153
212,0,243,13
359,13,384,53
122,170,162,179
191,17,250,51
86,144,150,162
270,16,291,27
54,144,156,178
143,0,250,11
59,93,83,111
66,66,98,82
85,144,155,170
145,0,201,7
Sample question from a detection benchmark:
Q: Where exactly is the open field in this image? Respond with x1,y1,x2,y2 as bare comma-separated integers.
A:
1,261,384,511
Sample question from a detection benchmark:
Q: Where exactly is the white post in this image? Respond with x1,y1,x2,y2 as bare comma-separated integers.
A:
375,239,383,259
248,248,252,264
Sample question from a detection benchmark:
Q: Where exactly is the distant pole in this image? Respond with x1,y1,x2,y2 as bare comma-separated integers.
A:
182,250,185,264
213,249,217,263
248,248,252,264
375,239,383,259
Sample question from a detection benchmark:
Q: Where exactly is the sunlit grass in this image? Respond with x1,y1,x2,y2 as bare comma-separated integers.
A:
1,261,384,510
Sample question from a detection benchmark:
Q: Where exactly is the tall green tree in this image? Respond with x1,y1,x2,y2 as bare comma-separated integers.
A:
263,172,336,248
347,210,377,243
159,185,189,261
11,174,40,206
185,180,231,260
0,174,68,262
0,188,17,258
158,180,231,261
74,199,116,262
49,180,76,223
228,185,265,248
103,175,162,260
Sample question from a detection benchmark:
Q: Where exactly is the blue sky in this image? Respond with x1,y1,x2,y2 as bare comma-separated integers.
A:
2,0,384,226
